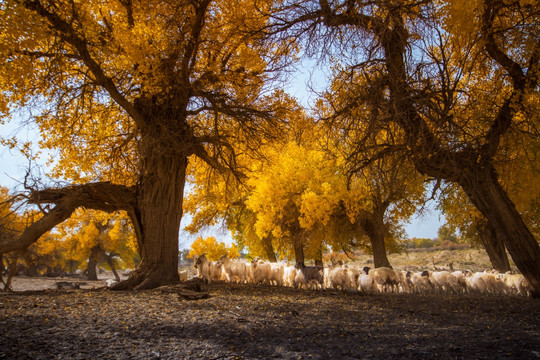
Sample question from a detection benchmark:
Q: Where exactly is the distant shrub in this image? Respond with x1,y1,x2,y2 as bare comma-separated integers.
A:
436,240,470,251
407,238,436,249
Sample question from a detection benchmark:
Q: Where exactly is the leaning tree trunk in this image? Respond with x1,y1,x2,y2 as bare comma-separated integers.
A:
115,136,188,290
381,26,539,295
460,168,540,297
476,219,511,273
104,252,121,282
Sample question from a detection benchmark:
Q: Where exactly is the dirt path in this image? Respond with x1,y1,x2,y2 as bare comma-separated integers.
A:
0,281,538,359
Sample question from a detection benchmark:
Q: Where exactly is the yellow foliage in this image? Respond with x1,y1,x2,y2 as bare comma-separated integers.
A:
187,236,240,261
0,0,287,184
56,209,138,269
246,142,342,241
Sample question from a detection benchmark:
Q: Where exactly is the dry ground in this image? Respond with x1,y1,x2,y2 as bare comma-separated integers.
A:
0,278,538,360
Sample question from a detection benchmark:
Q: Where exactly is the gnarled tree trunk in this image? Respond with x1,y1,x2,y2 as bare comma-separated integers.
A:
476,219,511,273
115,136,188,290
459,167,540,295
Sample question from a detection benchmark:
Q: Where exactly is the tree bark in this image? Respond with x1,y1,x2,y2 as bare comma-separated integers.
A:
370,228,391,269
114,135,188,290
314,245,323,267
459,168,540,296
476,219,511,273
377,19,539,296
262,235,278,262
104,252,121,282
359,213,392,268
86,246,99,281
292,228,305,264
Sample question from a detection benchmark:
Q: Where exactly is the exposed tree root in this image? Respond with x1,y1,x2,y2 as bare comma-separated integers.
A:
111,268,180,291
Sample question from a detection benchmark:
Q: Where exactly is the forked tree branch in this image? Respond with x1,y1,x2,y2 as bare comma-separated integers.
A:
0,182,136,254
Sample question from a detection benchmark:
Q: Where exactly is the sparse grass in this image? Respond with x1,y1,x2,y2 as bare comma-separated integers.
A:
350,247,515,272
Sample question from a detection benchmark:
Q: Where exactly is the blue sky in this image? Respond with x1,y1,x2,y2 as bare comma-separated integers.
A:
0,59,445,247
0,118,445,248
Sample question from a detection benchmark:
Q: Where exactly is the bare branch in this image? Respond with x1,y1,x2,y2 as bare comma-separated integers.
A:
22,0,144,127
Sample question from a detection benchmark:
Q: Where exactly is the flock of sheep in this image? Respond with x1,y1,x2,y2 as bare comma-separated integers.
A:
193,254,532,297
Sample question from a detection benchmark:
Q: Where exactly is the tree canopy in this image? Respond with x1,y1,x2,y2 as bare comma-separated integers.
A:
0,0,291,289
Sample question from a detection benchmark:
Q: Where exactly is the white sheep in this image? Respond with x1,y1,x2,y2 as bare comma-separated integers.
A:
451,270,468,293
499,273,531,297
398,270,414,293
347,267,361,291
466,271,506,295
483,271,507,295
269,261,285,286
465,271,490,294
358,273,379,294
430,271,461,294
328,267,353,291
219,256,247,283
251,259,272,285
283,265,297,287
194,254,223,283
363,266,400,293
410,270,433,294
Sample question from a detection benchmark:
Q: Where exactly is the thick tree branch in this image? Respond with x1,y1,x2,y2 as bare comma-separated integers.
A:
182,0,211,86
481,0,526,89
0,182,136,254
479,0,539,162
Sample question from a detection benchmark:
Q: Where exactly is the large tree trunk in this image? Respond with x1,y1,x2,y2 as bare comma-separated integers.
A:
359,213,392,268
370,229,391,269
262,235,278,262
115,137,187,290
86,246,100,281
460,168,540,296
314,245,323,267
378,21,539,296
476,219,511,273
292,227,305,264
